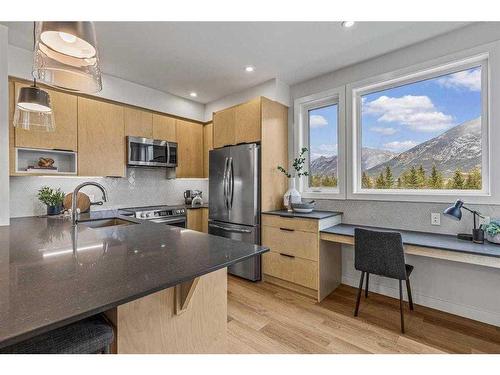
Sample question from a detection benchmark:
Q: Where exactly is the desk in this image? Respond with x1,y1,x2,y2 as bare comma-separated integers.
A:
321,224,500,269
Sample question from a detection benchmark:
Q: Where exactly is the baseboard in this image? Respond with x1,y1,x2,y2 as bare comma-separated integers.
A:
341,275,500,327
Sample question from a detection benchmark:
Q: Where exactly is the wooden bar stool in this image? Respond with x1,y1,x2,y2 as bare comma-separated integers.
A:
0,314,114,354
353,228,414,333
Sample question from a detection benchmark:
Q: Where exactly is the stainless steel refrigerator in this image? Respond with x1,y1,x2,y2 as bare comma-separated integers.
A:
208,143,261,281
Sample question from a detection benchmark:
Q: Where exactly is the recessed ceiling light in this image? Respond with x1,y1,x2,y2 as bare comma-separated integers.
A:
245,66,255,73
190,92,198,98
341,21,356,28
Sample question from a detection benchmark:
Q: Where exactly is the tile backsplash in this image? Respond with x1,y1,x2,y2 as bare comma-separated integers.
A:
10,168,209,218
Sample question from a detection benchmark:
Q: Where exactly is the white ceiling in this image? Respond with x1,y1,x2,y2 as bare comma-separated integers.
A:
2,22,470,103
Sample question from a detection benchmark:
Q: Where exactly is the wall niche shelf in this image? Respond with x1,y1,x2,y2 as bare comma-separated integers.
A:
15,148,78,176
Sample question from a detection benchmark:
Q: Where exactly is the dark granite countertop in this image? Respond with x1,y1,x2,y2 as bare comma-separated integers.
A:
263,209,342,220
321,224,500,258
0,210,268,348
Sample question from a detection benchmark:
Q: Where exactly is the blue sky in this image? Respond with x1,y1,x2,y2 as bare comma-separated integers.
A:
361,66,482,153
308,66,481,160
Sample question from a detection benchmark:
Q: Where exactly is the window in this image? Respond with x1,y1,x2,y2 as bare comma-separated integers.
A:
351,55,489,199
294,87,346,198
309,103,338,188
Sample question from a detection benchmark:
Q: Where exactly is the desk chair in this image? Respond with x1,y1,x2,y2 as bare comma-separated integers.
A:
353,228,414,333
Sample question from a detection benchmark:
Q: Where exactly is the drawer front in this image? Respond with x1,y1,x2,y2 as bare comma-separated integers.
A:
262,226,318,261
262,214,318,233
262,252,318,290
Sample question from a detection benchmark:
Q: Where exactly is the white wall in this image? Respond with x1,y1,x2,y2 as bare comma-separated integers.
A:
8,45,206,122
204,78,290,121
0,26,9,226
289,22,500,326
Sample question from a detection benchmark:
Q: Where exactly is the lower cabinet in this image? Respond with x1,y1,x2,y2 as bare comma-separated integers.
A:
187,208,208,233
261,213,342,301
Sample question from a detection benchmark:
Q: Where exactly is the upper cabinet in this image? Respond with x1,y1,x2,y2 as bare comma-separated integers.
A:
235,97,261,144
152,114,176,141
213,107,235,148
212,97,263,148
124,107,153,138
203,123,213,178
77,97,125,177
14,82,78,151
176,120,203,178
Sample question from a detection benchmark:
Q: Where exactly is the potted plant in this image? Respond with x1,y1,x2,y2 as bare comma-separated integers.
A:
484,220,500,244
37,186,65,216
277,147,309,211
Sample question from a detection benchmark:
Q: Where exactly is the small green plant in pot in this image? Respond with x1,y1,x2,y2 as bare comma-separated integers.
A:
37,186,65,216
484,220,500,244
277,147,309,210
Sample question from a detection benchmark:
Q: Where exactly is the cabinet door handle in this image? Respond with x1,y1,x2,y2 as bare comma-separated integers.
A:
279,253,295,259
279,227,294,232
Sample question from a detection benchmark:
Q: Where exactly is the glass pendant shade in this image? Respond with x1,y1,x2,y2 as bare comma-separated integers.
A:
32,22,102,93
13,86,55,131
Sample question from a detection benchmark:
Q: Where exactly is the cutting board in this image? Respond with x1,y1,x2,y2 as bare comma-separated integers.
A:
63,192,91,213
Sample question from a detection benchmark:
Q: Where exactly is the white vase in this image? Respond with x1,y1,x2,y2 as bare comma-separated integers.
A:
283,178,301,211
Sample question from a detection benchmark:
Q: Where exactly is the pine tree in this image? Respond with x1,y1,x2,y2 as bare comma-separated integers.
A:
403,166,419,188
417,164,426,188
384,166,394,189
465,167,481,190
429,165,444,189
361,172,372,189
375,172,386,189
450,169,465,189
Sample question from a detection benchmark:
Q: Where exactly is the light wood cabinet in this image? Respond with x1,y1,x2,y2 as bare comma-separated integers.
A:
152,114,176,141
213,107,235,148
124,107,153,138
176,120,203,178
201,208,209,233
77,97,125,177
203,123,213,178
187,208,203,232
235,97,261,144
13,82,78,151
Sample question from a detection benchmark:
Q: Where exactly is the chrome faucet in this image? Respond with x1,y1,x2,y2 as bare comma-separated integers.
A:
71,181,108,226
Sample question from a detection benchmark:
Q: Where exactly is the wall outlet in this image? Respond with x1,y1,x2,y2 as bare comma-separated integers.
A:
479,216,491,226
431,212,441,226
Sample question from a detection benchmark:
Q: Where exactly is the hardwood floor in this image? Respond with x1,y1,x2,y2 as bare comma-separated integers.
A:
227,276,500,354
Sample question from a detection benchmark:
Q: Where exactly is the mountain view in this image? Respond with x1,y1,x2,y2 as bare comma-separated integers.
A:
308,65,483,190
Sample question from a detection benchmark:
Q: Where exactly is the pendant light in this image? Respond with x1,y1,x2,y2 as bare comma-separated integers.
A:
32,22,102,93
13,23,55,132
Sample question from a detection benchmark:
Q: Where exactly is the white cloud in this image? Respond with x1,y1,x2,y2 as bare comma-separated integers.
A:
371,126,398,135
437,68,481,92
364,95,455,132
383,140,418,152
310,115,328,128
310,143,337,160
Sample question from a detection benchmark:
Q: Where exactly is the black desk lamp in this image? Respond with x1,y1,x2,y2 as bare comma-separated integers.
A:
443,199,484,243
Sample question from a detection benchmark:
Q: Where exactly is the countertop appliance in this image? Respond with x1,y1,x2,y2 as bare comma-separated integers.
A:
120,205,186,228
184,189,202,205
127,136,177,168
209,143,261,281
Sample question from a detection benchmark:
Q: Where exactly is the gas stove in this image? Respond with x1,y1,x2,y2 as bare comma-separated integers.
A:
120,205,186,227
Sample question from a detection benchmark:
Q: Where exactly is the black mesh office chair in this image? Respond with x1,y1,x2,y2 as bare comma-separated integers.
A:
353,228,414,333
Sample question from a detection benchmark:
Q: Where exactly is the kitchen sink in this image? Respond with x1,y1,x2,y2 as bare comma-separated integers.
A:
79,218,138,229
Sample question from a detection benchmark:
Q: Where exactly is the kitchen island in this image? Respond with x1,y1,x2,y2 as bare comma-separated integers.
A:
0,210,268,353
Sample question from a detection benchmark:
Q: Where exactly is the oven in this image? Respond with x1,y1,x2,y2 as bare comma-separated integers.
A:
127,136,177,168
149,216,186,228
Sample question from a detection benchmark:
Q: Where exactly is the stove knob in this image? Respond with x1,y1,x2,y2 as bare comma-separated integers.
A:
140,213,146,218
146,212,152,218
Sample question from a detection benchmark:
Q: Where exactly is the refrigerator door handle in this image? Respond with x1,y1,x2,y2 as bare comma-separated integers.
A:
222,157,229,209
209,222,252,233
229,157,234,209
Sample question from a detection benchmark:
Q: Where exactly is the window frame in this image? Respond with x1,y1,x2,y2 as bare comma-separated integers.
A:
347,53,490,203
294,86,346,199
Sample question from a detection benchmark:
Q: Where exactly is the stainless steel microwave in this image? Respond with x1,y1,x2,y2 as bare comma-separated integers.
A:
127,136,177,168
